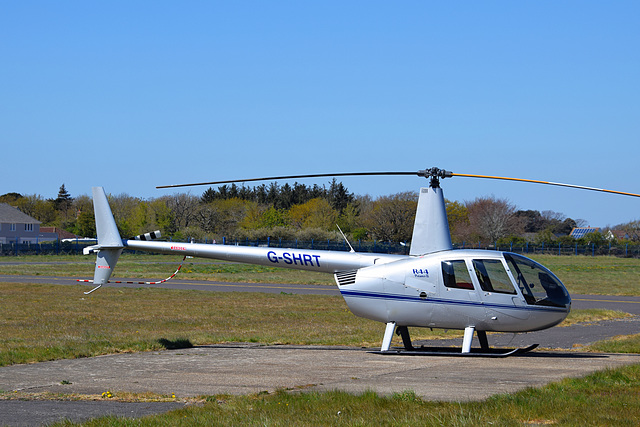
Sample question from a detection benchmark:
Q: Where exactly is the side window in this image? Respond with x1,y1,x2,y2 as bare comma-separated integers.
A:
441,260,475,290
472,259,516,294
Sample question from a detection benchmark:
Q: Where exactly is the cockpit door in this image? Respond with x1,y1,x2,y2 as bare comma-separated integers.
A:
436,259,485,328
472,258,530,323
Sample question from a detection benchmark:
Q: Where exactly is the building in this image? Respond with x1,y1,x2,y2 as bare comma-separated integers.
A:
39,227,78,241
606,229,629,241
0,203,43,244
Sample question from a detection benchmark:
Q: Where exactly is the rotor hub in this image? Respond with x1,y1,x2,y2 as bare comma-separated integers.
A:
417,167,453,188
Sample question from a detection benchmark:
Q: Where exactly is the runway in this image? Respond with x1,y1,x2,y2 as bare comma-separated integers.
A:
1,274,639,425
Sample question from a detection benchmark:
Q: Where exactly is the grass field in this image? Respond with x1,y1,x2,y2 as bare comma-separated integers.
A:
531,254,640,296
0,281,634,368
0,282,463,367
0,253,639,366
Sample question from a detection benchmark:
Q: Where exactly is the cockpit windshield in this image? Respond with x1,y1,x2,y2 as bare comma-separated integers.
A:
503,253,570,308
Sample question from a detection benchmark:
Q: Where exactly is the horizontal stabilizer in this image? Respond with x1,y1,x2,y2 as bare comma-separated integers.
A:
83,245,100,255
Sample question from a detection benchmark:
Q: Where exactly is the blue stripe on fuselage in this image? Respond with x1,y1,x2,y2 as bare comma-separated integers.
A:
338,289,567,313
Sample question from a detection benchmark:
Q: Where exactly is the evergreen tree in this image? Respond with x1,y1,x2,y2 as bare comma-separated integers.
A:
328,178,354,214
54,184,74,226
55,184,73,210
201,187,217,203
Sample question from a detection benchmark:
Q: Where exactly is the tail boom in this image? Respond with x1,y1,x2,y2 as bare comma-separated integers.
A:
124,239,403,274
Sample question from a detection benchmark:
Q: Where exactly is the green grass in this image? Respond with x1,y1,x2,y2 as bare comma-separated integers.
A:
1,253,638,366
1,253,639,367
0,281,633,367
559,308,632,327
50,364,640,426
528,254,640,296
0,282,465,367
588,334,640,354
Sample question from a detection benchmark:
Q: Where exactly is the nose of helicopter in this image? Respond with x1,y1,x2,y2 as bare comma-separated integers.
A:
529,298,571,331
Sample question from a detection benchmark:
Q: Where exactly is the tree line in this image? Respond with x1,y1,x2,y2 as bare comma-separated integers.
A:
2,182,639,246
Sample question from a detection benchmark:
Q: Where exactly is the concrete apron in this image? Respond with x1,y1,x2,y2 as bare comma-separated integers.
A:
2,344,639,402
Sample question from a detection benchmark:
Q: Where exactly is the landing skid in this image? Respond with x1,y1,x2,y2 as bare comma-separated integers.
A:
371,344,539,358
375,324,538,357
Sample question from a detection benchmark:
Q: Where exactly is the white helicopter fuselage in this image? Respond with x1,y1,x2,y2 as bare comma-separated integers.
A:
336,249,569,333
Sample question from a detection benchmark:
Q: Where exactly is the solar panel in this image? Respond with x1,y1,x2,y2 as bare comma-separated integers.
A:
569,227,599,238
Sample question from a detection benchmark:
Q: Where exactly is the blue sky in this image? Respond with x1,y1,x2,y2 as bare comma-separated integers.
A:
1,1,638,227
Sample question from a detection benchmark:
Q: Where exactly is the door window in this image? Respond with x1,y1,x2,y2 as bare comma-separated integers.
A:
472,259,516,294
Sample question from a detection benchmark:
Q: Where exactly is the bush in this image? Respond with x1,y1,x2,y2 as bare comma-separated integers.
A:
295,227,341,242
235,227,297,241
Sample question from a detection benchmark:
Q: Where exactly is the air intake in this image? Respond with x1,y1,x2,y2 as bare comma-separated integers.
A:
334,270,357,287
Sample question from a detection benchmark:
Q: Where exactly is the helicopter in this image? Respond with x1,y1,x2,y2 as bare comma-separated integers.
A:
81,167,640,357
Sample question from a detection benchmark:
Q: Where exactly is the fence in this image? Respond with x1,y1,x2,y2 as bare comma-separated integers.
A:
0,239,92,256
455,241,640,258
2,237,640,258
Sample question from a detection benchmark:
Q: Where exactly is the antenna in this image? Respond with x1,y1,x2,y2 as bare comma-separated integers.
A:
336,224,355,253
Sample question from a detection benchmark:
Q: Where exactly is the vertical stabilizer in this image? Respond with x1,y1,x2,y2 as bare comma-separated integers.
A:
91,187,124,285
409,186,453,256
93,187,123,248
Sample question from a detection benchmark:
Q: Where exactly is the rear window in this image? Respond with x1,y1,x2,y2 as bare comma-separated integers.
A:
441,260,475,290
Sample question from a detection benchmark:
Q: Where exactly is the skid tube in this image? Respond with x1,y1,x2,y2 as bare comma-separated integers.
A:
372,324,539,357
371,344,539,358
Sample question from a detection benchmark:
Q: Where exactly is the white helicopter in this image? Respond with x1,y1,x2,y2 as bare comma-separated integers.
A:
82,168,640,357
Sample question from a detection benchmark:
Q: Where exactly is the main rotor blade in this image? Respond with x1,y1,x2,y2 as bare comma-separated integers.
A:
156,168,640,199
452,173,640,198
156,171,417,189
